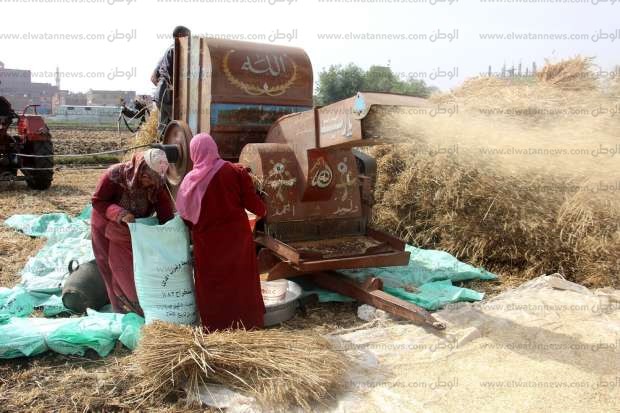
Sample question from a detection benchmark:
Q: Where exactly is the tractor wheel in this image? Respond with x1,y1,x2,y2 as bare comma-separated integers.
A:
23,140,54,190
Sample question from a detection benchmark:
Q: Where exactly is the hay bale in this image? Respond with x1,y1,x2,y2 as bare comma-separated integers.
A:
133,322,347,410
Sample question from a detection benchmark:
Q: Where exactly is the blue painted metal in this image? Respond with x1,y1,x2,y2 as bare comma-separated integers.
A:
210,103,311,128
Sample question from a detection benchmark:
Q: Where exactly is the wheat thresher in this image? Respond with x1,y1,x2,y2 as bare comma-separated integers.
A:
160,37,444,329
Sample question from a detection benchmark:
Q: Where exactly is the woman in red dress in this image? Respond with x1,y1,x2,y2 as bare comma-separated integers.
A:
91,149,173,314
176,133,266,331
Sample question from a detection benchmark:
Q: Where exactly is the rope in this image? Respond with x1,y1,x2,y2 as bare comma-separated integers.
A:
15,144,152,158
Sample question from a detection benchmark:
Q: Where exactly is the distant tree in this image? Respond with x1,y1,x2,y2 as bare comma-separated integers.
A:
363,65,398,92
316,63,436,106
315,63,365,106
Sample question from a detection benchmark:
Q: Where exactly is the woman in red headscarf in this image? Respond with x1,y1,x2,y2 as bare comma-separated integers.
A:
176,133,266,331
91,149,174,315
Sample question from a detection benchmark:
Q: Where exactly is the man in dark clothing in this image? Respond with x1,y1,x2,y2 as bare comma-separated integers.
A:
0,96,16,137
152,25,190,137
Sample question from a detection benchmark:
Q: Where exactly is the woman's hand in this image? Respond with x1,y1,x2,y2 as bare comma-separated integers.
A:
120,212,136,224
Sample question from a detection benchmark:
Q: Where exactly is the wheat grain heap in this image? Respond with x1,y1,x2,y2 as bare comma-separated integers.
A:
369,57,620,288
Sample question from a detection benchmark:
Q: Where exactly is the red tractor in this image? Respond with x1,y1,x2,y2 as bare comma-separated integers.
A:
0,96,54,190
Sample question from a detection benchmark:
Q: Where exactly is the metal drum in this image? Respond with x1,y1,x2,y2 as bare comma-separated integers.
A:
61,259,109,313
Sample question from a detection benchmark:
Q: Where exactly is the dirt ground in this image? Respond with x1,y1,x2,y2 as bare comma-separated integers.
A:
0,163,366,412
51,128,134,155
0,130,614,412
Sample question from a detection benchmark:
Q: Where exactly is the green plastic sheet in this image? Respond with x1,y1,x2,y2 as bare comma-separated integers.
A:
0,310,144,359
4,206,94,296
303,245,497,311
1,206,146,359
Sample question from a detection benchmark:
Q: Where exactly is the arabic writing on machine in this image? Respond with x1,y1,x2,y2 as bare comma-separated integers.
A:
241,54,288,77
223,50,298,96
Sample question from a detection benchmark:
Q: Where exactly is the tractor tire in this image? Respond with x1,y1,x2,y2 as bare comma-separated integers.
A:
23,140,54,190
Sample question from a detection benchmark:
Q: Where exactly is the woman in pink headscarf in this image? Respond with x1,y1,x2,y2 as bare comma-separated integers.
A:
176,133,266,331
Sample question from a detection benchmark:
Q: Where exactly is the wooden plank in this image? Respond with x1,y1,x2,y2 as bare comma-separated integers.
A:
260,262,305,281
296,251,410,272
188,36,201,135
255,235,301,264
198,37,211,134
257,248,306,281
312,272,446,329
174,36,189,125
367,228,406,251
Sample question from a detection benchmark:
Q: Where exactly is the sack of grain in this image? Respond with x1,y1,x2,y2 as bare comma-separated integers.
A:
129,215,196,325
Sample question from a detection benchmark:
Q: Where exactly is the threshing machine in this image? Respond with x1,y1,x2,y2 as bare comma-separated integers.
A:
160,37,444,329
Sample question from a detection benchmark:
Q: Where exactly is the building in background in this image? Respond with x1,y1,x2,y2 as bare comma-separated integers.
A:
86,90,136,106
54,91,88,107
1,61,138,118
0,61,59,114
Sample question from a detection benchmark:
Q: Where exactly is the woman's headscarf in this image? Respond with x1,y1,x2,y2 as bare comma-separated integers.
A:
108,149,169,215
175,133,227,224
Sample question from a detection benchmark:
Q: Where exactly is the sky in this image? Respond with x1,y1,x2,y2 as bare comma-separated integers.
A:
0,0,618,95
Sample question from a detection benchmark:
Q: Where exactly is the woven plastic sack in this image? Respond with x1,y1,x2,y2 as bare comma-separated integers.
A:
129,215,196,325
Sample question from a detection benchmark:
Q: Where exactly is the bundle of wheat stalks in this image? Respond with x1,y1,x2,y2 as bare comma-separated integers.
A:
133,322,347,410
122,107,160,161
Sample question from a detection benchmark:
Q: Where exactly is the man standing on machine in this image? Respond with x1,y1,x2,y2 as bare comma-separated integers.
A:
151,26,191,138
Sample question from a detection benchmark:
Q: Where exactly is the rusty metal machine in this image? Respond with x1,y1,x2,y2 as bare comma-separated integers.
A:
0,96,54,189
162,37,444,329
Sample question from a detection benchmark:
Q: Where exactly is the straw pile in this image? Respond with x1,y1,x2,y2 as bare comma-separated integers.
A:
133,321,347,410
536,56,597,89
134,107,160,147
368,56,620,288
370,143,619,287
122,107,159,161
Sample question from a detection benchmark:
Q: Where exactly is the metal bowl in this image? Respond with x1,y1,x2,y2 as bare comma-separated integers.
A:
264,281,302,327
